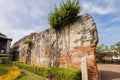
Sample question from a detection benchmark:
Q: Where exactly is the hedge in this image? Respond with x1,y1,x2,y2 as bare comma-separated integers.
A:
12,61,81,80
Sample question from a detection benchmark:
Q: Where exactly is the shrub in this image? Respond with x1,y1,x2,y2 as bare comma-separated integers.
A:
12,61,81,80
48,0,81,29
50,68,81,80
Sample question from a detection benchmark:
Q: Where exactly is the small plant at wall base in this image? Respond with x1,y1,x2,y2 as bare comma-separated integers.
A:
48,0,81,29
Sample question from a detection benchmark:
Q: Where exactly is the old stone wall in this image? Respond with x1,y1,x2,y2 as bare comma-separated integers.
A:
12,14,99,80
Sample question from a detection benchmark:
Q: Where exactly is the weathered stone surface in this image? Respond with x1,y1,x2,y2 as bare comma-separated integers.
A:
12,14,99,80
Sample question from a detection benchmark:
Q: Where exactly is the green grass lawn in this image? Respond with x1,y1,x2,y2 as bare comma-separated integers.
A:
0,66,8,76
17,69,47,80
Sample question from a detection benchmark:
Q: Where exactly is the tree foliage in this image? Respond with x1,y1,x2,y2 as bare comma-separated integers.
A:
48,0,81,29
97,42,120,55
96,44,108,53
115,41,120,49
96,41,120,63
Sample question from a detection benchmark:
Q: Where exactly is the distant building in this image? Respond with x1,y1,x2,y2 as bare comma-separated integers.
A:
0,35,12,56
112,55,120,60
112,50,120,60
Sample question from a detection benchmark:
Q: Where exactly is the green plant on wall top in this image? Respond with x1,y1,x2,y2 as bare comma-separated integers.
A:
24,40,32,46
48,0,81,30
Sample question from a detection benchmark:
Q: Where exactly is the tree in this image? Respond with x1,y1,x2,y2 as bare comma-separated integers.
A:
109,41,120,56
115,41,120,55
96,44,106,62
96,44,112,62
115,41,120,49
48,0,81,29
110,44,116,51
97,41,120,63
96,44,108,53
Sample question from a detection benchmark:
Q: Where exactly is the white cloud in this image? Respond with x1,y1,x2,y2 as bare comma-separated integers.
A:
0,0,17,13
0,0,53,45
98,26,120,46
28,0,50,19
0,19,35,44
82,1,117,15
0,20,10,28
111,17,120,23
0,18,50,45
103,27,120,32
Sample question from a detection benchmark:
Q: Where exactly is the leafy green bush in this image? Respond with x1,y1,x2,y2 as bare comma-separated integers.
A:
50,68,81,80
12,61,81,80
48,0,81,29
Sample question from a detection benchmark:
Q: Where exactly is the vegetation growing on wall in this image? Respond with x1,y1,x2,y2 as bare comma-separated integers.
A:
24,40,32,47
48,0,81,29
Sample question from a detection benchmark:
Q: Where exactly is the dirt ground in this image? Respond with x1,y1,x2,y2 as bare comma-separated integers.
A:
97,64,120,80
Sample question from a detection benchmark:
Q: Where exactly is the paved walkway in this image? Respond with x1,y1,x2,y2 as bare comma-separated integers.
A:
97,64,120,80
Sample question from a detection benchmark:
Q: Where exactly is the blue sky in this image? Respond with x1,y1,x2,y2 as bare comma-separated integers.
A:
0,0,120,46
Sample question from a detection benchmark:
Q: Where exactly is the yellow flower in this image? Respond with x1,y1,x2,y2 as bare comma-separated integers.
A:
0,66,21,80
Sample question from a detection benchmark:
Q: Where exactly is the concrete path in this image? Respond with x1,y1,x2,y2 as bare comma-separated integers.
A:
97,64,120,80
